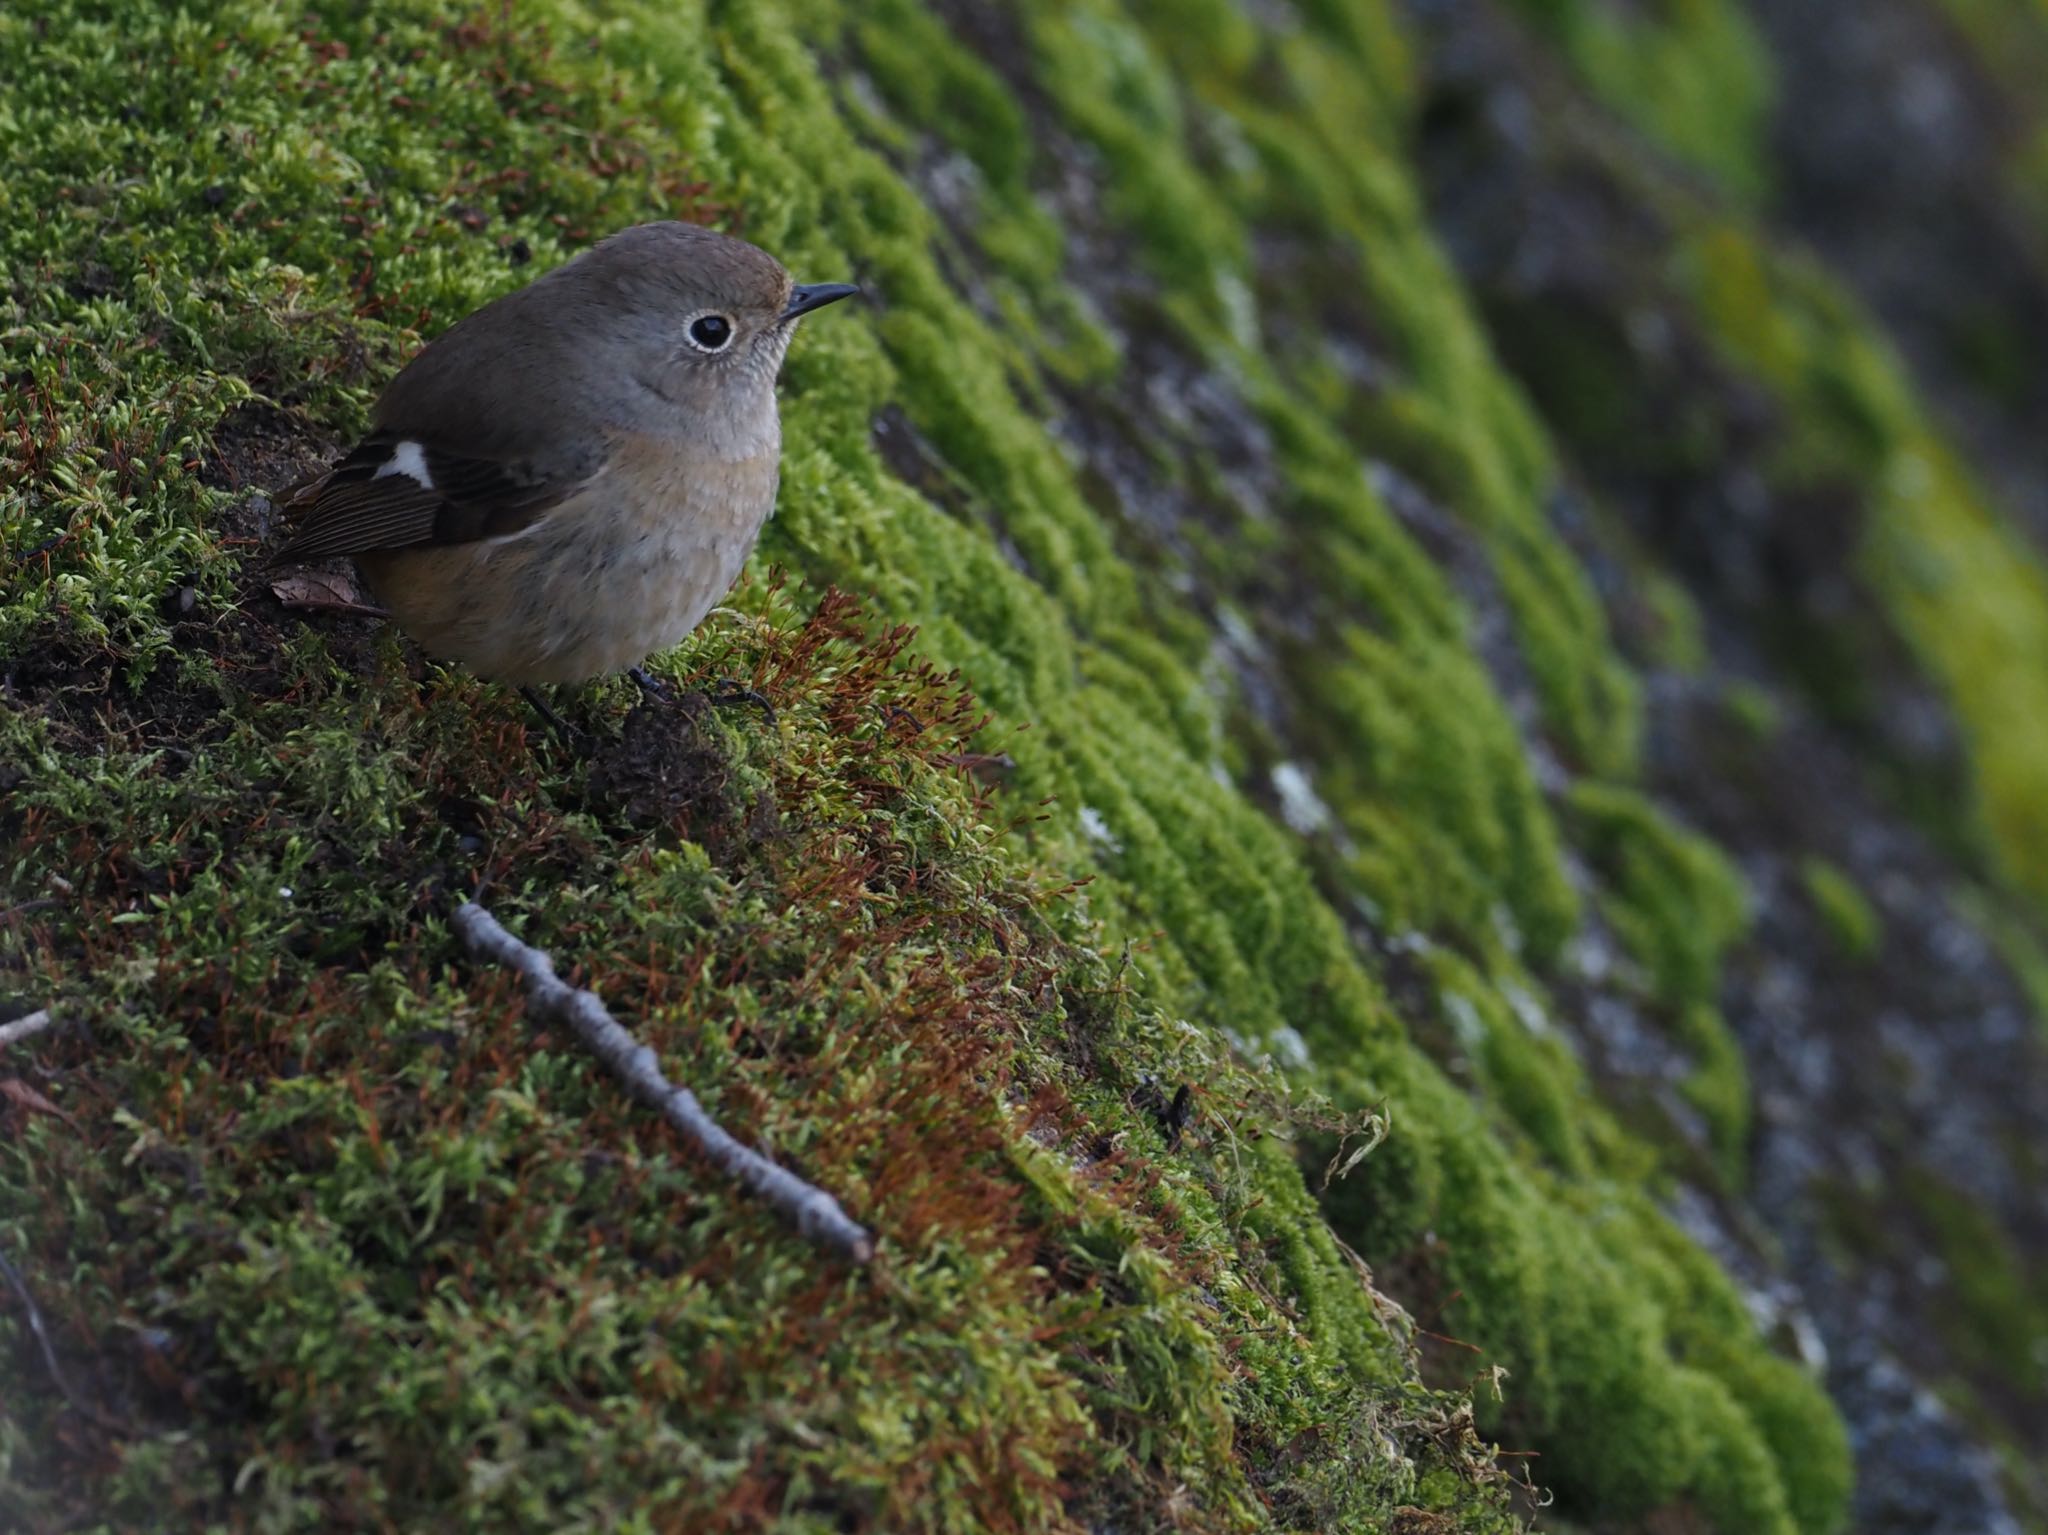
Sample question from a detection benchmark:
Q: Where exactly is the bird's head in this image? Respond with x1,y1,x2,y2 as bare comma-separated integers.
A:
574,222,857,407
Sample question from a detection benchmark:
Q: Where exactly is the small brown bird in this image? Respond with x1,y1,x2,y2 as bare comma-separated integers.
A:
274,221,857,691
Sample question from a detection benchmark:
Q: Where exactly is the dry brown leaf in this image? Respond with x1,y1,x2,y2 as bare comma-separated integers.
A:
268,567,388,617
0,1077,80,1133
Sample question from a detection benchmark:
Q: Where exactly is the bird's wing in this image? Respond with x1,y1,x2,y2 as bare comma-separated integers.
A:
270,431,603,563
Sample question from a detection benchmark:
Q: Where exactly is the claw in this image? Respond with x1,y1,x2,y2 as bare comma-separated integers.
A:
518,684,587,747
627,665,673,703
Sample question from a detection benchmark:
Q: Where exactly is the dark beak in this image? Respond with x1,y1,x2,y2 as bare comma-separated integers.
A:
783,282,860,321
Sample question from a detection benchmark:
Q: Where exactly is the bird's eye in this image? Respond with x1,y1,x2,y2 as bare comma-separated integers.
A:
687,313,735,352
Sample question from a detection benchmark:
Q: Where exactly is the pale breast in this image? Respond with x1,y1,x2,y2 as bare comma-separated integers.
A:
362,442,781,685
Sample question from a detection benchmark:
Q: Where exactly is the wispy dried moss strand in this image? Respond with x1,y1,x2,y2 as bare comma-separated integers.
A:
451,901,876,1263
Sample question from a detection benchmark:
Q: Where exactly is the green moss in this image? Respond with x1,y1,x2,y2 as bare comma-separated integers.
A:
1800,858,1883,962
1024,1,1253,321
1817,1167,2047,1529
1017,0,1645,785
1314,1045,1837,1529
1726,682,1784,742
851,0,1033,195
1676,1004,1753,1184
1570,782,1751,1008
1677,224,2048,912
1964,891,2048,1045
1613,1200,1852,1535
1902,1169,2048,1402
1303,619,1580,961
1502,0,1777,203
1427,948,1593,1178
1931,0,2048,121
1704,1347,1856,1535
1641,567,1712,675
1564,783,1754,1177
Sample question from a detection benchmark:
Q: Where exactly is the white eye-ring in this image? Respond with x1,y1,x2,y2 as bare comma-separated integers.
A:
686,312,736,353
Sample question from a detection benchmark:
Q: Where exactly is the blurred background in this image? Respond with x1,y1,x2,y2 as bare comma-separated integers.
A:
1406,0,2048,1526
1405,0,2048,1527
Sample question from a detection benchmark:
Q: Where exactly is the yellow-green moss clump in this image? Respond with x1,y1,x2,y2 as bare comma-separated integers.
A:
1497,0,1777,204
3,1,1852,1532
1801,858,1882,962
1568,783,1753,1180
1678,224,2048,911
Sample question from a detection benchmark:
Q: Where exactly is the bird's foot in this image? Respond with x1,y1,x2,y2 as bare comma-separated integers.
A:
627,665,673,704
707,677,777,725
518,685,587,748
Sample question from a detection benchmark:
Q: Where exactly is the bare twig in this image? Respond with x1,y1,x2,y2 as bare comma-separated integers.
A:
0,1237,129,1434
451,902,874,1263
0,1008,57,1050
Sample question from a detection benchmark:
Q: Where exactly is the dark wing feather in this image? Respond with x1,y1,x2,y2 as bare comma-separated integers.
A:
269,433,589,564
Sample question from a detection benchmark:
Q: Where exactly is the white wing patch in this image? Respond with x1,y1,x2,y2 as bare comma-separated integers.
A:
373,440,435,490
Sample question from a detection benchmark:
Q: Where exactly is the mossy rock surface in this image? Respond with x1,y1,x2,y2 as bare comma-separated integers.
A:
4,2,2045,1533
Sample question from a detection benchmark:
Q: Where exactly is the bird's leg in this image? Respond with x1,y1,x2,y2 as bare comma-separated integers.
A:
518,684,584,746
707,677,776,725
627,665,672,703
